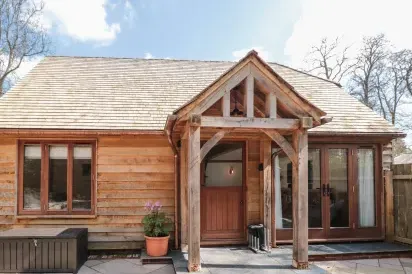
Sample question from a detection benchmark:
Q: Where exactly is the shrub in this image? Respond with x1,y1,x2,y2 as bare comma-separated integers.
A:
142,201,172,237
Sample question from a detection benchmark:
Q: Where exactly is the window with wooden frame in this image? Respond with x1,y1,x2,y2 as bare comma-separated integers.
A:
18,141,96,215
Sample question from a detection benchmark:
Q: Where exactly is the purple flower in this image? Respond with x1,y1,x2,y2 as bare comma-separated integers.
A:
144,201,152,211
154,201,162,210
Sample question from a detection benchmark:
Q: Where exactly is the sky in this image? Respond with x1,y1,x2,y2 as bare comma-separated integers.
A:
17,0,412,145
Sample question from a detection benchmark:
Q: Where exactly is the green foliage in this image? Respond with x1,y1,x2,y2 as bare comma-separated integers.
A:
142,201,172,237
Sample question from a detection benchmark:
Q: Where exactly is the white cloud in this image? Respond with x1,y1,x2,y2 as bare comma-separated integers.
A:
42,0,121,45
232,46,271,61
144,52,154,59
285,0,412,69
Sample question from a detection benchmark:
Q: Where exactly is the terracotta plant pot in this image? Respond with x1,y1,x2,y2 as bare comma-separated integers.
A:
145,235,170,257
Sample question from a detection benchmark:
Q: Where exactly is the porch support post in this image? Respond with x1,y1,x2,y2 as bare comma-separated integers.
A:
187,118,201,272
180,137,188,251
261,140,272,250
292,129,309,269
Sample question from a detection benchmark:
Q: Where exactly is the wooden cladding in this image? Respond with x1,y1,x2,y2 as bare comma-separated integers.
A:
0,136,175,248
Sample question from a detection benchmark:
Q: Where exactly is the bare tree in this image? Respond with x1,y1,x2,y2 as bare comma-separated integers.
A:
392,138,412,156
401,50,412,96
0,0,51,94
375,51,408,125
349,34,389,109
304,37,356,83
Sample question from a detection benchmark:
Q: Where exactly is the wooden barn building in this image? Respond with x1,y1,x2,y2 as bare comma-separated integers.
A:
0,51,405,271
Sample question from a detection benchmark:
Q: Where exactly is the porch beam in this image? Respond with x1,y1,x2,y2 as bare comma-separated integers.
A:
292,129,309,269
260,140,272,250
261,129,297,165
200,116,300,130
246,74,254,117
200,129,229,161
187,124,201,272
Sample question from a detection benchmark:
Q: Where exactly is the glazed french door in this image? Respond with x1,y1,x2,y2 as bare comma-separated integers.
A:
275,144,382,242
324,145,354,238
275,146,328,240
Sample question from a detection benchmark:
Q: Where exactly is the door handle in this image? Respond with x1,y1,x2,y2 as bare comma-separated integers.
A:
326,184,331,196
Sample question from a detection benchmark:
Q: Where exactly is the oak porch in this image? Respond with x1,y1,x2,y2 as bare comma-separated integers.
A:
167,51,326,272
178,115,311,271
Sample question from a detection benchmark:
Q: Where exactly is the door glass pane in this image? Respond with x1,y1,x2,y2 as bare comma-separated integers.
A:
23,145,41,209
329,148,349,227
274,154,293,228
203,143,242,187
48,145,68,210
309,149,322,228
73,145,92,210
358,149,375,227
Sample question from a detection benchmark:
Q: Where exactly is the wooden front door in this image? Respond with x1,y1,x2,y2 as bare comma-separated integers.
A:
200,142,245,242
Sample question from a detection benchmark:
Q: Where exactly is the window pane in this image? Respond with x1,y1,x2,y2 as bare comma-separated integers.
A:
23,145,41,209
358,149,375,227
203,143,242,187
73,145,92,210
48,145,68,210
308,149,322,228
274,154,293,228
329,149,349,227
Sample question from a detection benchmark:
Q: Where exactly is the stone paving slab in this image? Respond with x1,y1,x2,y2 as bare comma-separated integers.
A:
77,259,175,274
171,246,412,274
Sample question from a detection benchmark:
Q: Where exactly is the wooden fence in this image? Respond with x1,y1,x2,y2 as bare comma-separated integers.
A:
389,164,412,244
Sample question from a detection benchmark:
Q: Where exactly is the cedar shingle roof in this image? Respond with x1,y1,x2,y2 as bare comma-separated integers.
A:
0,56,404,136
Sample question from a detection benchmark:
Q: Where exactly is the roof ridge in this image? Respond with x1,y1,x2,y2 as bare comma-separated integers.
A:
45,55,236,64
45,55,342,87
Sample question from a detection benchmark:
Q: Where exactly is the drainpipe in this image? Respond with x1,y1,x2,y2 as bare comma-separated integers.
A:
165,115,179,250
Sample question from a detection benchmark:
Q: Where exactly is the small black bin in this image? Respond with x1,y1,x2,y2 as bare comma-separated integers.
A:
247,224,267,252
0,228,88,273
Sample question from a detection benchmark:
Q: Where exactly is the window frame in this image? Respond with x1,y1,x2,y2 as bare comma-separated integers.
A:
273,142,382,241
18,140,96,216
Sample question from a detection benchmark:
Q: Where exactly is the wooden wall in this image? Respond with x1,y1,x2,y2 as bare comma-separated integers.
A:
392,164,412,244
0,133,264,248
0,138,15,227
0,135,175,249
247,140,261,225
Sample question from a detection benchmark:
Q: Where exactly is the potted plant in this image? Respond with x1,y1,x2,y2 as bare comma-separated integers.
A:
142,201,172,257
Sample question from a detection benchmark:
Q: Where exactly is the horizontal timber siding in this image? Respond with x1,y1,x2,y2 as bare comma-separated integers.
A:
0,135,175,249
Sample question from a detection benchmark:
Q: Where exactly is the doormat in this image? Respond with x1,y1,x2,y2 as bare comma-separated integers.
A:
88,249,141,260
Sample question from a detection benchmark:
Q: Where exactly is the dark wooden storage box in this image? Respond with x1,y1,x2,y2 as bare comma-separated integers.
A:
0,227,88,273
